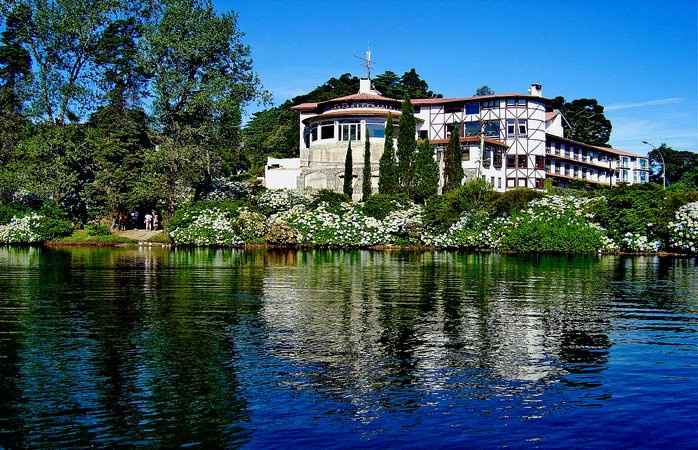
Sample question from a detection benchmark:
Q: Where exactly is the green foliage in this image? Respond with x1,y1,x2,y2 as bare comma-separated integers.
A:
413,139,439,204
443,124,463,192
551,97,612,146
0,203,30,224
168,200,244,232
648,144,698,185
343,140,353,197
474,86,494,96
362,134,372,201
498,214,605,254
309,189,351,214
592,183,697,246
378,113,398,194
58,229,134,244
492,189,543,217
397,98,416,195
372,69,440,99
361,193,410,220
85,223,111,236
423,179,496,231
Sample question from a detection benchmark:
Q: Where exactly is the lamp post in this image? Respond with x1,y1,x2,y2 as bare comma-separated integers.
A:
642,140,666,189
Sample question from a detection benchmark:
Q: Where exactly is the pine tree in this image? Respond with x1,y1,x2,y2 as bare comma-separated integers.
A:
443,123,463,192
413,139,439,203
343,140,353,198
397,97,417,196
362,133,372,201
378,112,398,194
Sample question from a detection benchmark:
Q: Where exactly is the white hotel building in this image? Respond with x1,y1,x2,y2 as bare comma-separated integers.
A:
265,79,649,198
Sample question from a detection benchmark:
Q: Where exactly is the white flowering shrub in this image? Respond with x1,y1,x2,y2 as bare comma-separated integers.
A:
668,202,698,253
0,214,45,244
285,203,386,247
423,212,505,249
169,208,242,246
382,205,424,243
621,232,662,253
205,178,253,202
255,189,314,216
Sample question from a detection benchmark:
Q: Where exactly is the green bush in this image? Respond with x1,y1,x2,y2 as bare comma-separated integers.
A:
423,180,497,231
0,203,30,225
309,189,351,214
362,193,410,220
85,223,111,236
169,200,244,231
492,189,543,217
499,214,605,254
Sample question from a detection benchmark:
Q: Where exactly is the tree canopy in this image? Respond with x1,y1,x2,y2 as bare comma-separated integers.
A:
551,97,612,147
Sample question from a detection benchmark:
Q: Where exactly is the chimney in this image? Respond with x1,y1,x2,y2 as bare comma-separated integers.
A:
359,78,372,94
529,82,543,97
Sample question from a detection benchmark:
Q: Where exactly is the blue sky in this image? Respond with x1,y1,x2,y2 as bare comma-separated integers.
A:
220,0,697,153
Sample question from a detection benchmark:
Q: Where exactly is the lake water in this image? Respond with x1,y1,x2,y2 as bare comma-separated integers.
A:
0,247,696,448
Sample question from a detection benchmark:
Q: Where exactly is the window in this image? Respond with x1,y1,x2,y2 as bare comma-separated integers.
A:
573,166,579,177
507,119,515,136
640,159,648,169
517,119,527,137
463,147,470,161
518,178,527,187
484,120,500,137
555,142,561,155
497,177,502,189
414,106,421,113
463,121,480,136
310,125,318,141
339,121,361,141
493,148,503,169
535,155,545,170
518,155,528,169
564,145,570,158
465,103,480,115
506,155,516,168
320,121,334,139
445,122,459,137
506,98,516,106
444,103,462,113
564,164,570,176
517,98,527,106
481,100,497,109
535,178,544,189
418,130,428,140
482,149,491,168
507,178,516,188
490,176,495,185
366,119,385,138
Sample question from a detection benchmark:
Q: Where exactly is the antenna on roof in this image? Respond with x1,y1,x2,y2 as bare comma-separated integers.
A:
354,46,374,79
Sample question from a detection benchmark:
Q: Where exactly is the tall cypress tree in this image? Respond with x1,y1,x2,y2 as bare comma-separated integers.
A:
343,140,353,197
397,97,416,196
378,112,398,194
413,139,439,203
443,123,463,192
362,133,372,201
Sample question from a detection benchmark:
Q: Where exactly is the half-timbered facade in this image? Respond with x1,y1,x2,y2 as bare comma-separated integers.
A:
268,79,649,197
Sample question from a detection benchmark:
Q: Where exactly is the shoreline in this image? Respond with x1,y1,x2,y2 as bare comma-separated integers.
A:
34,240,693,257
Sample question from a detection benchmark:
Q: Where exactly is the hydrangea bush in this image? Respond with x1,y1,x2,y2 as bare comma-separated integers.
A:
169,208,242,246
668,202,698,253
255,189,314,216
0,214,45,244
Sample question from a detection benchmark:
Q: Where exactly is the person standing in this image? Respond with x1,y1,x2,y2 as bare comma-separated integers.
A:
130,210,140,229
152,211,159,230
144,212,153,231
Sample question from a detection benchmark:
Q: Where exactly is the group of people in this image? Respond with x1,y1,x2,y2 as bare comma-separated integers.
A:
127,210,160,231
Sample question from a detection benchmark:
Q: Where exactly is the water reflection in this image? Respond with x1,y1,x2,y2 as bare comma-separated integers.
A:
0,247,696,448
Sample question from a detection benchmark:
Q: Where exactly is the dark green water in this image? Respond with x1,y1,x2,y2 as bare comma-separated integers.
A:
0,247,696,448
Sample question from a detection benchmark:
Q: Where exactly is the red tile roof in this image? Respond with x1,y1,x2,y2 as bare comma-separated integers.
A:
412,93,549,105
302,109,407,123
545,111,559,121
